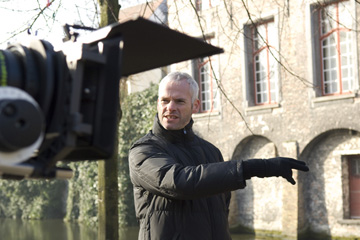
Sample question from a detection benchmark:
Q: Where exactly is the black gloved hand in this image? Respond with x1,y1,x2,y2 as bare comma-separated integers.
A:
242,157,309,185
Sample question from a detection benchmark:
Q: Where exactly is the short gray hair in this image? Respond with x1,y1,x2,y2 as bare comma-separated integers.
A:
158,72,199,103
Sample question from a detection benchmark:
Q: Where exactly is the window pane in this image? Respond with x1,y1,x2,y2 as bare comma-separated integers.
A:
324,82,329,93
262,94,268,102
323,58,328,69
330,70,337,81
340,30,353,92
342,56,348,66
257,94,262,103
324,71,329,81
256,83,261,92
321,34,338,94
332,82,338,92
262,82,267,92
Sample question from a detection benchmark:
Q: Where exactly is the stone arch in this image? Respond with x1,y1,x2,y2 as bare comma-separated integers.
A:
298,129,360,239
228,135,281,233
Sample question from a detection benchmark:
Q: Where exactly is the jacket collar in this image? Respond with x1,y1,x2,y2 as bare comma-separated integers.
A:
153,114,195,143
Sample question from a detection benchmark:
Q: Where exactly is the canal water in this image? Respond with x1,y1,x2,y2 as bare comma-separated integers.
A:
0,218,284,240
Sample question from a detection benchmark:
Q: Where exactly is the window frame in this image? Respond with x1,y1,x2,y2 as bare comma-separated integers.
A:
192,55,220,113
310,0,358,99
242,13,280,109
251,19,279,105
319,0,354,96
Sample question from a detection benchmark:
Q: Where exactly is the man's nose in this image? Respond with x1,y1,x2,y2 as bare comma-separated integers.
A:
167,100,176,111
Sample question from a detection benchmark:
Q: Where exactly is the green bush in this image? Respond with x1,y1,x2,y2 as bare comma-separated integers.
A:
65,161,98,226
0,178,67,219
118,83,158,226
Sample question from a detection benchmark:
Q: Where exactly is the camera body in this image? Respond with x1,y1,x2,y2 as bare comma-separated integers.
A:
0,32,123,179
0,17,223,179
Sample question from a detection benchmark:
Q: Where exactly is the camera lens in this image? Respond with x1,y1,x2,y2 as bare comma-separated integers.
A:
0,99,43,152
0,40,59,120
0,45,40,98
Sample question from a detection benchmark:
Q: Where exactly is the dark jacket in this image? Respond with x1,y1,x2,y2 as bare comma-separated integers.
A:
129,115,246,240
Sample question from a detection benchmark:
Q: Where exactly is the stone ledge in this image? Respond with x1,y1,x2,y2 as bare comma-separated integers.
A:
337,219,360,225
311,93,357,108
192,111,221,119
245,103,280,115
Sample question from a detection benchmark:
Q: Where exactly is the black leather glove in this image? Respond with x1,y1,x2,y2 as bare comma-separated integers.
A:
242,157,309,185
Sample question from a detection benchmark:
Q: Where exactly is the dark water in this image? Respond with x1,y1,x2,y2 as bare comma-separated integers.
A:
0,218,283,240
0,218,96,240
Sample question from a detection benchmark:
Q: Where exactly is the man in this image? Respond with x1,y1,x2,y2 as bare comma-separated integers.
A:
129,72,309,240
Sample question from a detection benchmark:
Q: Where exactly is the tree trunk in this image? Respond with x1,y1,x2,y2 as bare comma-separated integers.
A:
98,0,120,28
97,1,120,239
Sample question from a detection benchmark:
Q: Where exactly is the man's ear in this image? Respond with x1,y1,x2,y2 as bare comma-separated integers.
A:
157,98,161,111
192,99,200,113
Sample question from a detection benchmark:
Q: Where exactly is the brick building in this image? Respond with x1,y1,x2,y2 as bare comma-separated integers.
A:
164,0,360,239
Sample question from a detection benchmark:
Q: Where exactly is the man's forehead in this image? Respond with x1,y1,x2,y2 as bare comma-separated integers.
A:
159,91,189,99
161,80,190,90
163,79,189,87
159,80,191,99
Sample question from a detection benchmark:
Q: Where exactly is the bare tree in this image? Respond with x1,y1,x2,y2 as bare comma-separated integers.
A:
0,0,100,47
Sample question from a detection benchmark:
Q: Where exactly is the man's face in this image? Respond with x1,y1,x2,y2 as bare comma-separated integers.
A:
157,79,200,130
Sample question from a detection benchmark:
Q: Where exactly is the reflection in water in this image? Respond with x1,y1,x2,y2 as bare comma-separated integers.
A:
0,219,96,240
0,218,279,240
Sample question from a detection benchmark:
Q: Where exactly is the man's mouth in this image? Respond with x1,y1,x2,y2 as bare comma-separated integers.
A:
164,115,178,120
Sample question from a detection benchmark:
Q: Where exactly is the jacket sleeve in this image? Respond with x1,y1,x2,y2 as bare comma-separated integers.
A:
129,140,247,200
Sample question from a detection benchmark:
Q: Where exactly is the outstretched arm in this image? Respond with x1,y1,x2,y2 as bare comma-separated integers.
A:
129,142,247,200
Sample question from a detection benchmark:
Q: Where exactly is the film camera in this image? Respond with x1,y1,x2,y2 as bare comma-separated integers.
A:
0,18,223,179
